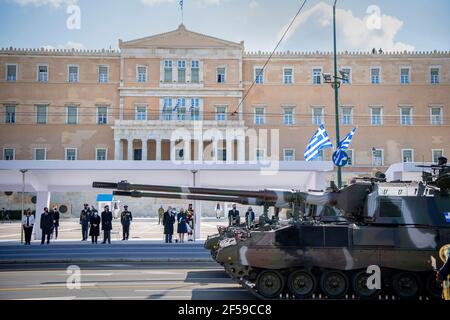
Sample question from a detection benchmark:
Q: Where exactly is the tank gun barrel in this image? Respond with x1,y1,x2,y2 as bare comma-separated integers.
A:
112,190,264,206
93,181,295,205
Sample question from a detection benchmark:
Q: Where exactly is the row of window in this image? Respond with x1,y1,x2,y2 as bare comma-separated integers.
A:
254,66,442,85
4,105,109,125
5,62,443,85
3,60,227,84
2,147,444,165
3,104,445,126
253,106,444,126
2,148,107,161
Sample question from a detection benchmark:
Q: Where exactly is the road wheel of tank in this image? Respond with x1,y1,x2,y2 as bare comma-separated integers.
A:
255,270,285,299
392,272,421,299
320,271,349,299
424,273,442,300
287,270,316,299
352,270,379,299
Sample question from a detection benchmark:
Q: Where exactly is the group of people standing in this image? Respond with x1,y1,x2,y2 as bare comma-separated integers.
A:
79,203,132,244
21,206,60,245
228,204,256,229
162,204,194,243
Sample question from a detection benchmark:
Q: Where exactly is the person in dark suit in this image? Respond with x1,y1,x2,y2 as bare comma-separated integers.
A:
163,207,175,243
120,205,133,241
101,205,113,244
52,206,60,240
79,204,91,241
40,207,54,245
177,209,188,243
21,208,34,245
228,204,240,226
89,208,100,244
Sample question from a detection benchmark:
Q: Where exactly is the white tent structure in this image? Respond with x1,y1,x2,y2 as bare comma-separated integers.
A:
0,160,333,240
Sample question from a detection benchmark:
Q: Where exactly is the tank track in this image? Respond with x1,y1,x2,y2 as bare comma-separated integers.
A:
226,268,443,301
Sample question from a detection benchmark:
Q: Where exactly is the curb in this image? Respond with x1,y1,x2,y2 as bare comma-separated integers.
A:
0,258,214,264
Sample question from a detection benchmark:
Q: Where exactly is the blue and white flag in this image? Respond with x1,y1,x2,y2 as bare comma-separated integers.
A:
444,212,450,223
304,124,333,161
173,99,180,112
189,99,195,111
337,127,356,152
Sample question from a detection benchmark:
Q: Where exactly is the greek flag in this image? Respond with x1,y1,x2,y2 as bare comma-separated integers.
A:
337,127,356,152
173,99,180,112
444,212,450,223
304,124,333,161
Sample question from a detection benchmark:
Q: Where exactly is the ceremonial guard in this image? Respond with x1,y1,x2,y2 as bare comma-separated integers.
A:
120,205,133,241
158,205,165,225
79,203,91,241
101,205,113,244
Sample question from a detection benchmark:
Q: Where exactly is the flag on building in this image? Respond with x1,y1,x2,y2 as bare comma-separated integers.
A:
173,99,180,112
304,124,333,161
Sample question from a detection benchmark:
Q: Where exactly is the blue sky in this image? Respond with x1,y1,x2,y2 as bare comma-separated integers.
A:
0,0,449,52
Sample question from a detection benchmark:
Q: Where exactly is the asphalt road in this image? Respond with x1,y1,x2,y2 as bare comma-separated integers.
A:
0,241,212,263
0,262,255,300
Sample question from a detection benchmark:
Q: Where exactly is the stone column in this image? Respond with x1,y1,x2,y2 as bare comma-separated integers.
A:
156,139,162,161
197,139,203,163
226,139,234,163
34,191,51,241
114,139,122,160
127,139,134,161
170,139,175,161
141,139,147,161
237,137,246,163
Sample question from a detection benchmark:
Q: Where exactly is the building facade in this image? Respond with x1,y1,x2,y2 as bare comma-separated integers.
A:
1,25,449,182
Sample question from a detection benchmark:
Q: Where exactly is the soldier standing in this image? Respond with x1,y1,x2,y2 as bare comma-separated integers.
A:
158,205,165,225
52,206,60,240
101,205,113,244
79,203,91,241
120,205,133,241
40,207,53,245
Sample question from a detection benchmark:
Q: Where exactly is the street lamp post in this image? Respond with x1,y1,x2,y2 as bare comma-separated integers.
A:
20,169,28,244
191,170,198,241
323,0,347,188
333,0,342,188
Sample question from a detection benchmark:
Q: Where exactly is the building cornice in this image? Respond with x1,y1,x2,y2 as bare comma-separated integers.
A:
0,47,120,57
244,50,450,59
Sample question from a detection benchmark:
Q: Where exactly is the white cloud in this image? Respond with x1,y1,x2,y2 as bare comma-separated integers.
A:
11,0,76,7
42,41,85,50
278,2,414,52
140,0,175,6
248,0,258,10
140,0,221,8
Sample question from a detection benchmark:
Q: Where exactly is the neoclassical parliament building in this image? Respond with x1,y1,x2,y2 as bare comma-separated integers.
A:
1,24,449,179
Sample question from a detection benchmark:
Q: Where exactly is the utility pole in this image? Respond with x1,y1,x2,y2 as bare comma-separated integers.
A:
20,169,28,244
333,0,342,188
191,170,198,241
